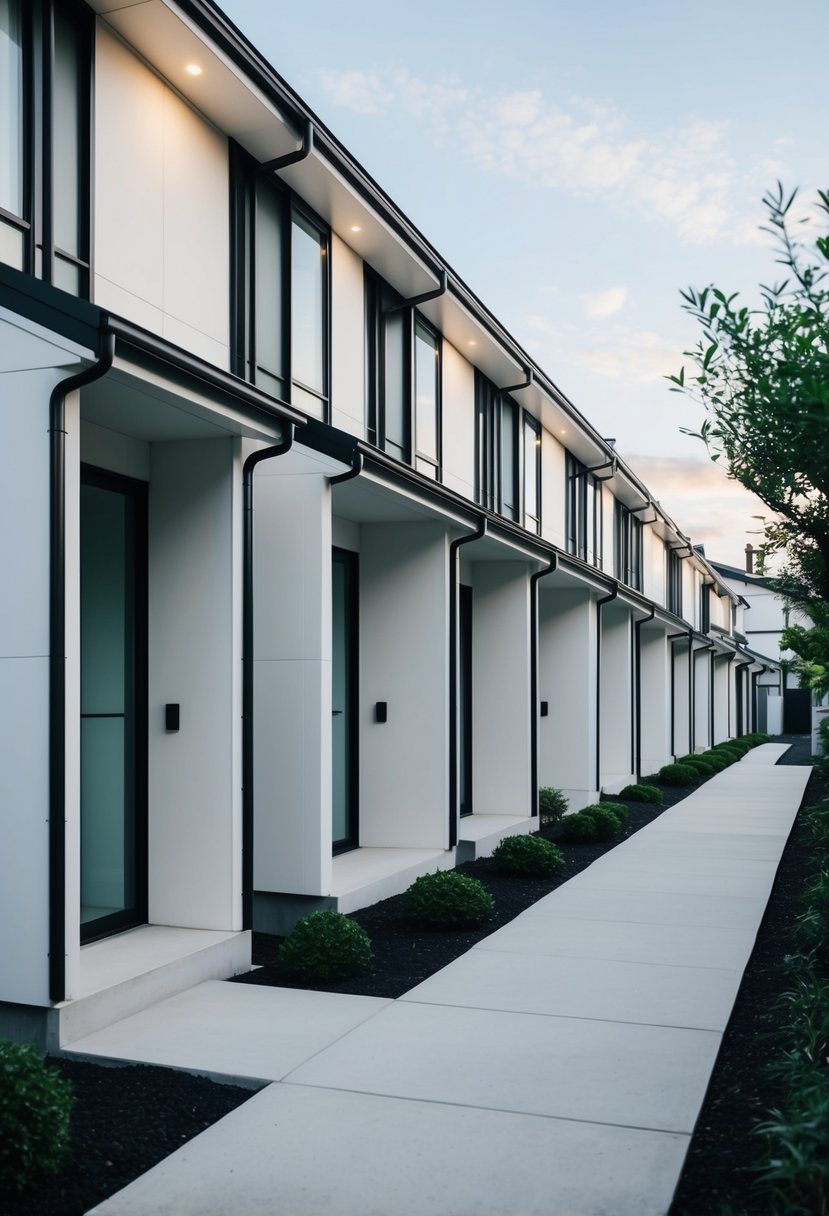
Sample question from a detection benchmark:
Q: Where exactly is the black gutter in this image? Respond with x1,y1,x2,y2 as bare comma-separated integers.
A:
384,269,448,314
448,518,487,846
595,584,619,791
48,331,115,1003
329,449,364,487
633,604,655,778
241,427,295,930
529,556,558,816
256,117,313,176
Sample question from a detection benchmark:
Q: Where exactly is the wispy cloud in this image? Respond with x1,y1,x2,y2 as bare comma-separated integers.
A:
318,69,761,245
575,328,681,383
580,286,628,319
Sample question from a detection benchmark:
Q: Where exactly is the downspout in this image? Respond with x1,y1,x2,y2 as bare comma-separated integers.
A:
595,584,618,792
256,118,314,176
633,605,655,779
448,517,487,847
241,426,295,931
529,555,558,817
687,627,694,754
48,329,115,1003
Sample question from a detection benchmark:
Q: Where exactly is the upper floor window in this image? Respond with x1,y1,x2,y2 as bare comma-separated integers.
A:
475,371,517,520
1,0,92,295
566,454,602,566
231,145,330,420
522,413,540,534
667,548,683,616
699,581,711,633
365,268,441,477
615,501,642,590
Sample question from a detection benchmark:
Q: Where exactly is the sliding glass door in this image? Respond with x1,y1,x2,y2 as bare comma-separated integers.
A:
79,467,147,942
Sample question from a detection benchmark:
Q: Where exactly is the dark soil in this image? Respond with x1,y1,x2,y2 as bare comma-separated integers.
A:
5,737,818,1216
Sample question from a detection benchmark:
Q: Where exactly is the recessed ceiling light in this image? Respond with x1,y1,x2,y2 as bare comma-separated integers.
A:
185,64,203,76
350,225,362,233
468,340,477,346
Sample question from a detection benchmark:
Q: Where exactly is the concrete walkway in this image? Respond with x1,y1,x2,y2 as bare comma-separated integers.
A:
75,745,810,1216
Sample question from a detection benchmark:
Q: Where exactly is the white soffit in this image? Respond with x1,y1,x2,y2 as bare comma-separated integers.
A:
94,0,297,159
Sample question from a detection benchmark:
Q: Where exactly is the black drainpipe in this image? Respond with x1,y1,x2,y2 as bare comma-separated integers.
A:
241,426,295,930
687,627,694,754
448,517,487,847
595,584,618,792
48,329,115,1003
529,555,558,817
633,605,655,779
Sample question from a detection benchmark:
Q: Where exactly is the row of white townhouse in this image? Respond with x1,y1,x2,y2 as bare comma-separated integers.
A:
0,0,780,1047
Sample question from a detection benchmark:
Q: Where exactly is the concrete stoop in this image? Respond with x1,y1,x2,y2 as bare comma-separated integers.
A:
455,814,536,862
54,926,251,1051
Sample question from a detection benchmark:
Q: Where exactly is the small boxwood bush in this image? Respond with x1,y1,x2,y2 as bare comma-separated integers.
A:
559,811,601,843
404,871,494,928
618,783,663,804
278,910,373,982
0,1040,74,1193
600,801,629,829
700,752,728,772
658,762,699,786
681,756,718,775
492,834,565,877
538,786,569,826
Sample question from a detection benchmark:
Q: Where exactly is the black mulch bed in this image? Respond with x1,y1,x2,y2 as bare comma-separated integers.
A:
7,737,820,1215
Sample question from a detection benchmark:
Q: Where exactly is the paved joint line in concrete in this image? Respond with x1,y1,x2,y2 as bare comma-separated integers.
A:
395,995,729,1036
279,1079,697,1141
471,940,746,974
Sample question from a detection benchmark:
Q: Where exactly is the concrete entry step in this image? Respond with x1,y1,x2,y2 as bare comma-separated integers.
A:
56,925,251,1050
456,813,535,862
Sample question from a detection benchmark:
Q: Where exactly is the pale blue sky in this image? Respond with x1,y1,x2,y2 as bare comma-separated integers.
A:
220,0,827,564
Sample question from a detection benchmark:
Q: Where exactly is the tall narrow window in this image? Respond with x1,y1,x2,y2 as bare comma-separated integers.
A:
475,370,519,521
667,548,683,616
522,413,540,533
364,266,441,476
231,148,330,420
615,502,642,589
1,0,92,294
291,210,327,418
700,582,711,632
414,317,440,478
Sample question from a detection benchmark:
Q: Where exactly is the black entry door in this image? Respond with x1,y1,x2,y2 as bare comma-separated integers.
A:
79,466,147,942
332,548,358,852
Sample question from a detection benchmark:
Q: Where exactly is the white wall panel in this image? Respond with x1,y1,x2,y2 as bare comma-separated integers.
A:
359,523,449,849
471,561,532,815
694,650,712,750
252,471,331,895
148,439,241,930
672,640,691,758
538,587,597,809
541,432,566,549
441,343,475,501
599,604,633,785
639,631,671,776
330,234,365,438
80,420,150,481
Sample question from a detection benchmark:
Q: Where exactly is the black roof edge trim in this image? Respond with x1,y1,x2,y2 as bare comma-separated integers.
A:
0,262,100,351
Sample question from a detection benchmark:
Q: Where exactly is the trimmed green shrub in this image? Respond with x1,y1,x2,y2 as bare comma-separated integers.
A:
600,801,629,828
618,783,663,804
700,752,728,772
0,1040,74,1193
682,757,718,776
538,786,569,826
658,762,699,786
278,910,373,982
559,811,600,843
712,746,741,765
404,871,494,929
715,738,752,757
492,834,565,878
579,805,622,841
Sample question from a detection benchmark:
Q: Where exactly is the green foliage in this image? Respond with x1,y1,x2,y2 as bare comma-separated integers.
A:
669,184,829,612
403,871,494,929
599,801,629,828
658,762,699,786
618,783,663,803
699,752,729,772
680,755,718,775
580,805,623,841
0,1040,74,1193
278,910,373,982
559,811,600,843
538,786,569,826
491,834,565,878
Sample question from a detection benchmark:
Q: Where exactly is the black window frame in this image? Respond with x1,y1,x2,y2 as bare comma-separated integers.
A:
565,453,602,566
364,265,442,476
667,547,683,616
699,580,711,633
1,0,93,297
230,141,331,421
614,500,643,590
522,411,541,534
474,370,520,522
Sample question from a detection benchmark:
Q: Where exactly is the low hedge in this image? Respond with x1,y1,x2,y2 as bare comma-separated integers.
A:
492,834,565,878
658,762,699,786
618,783,663,804
404,871,494,929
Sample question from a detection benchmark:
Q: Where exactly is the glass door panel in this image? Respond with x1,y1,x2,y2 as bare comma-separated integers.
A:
80,470,146,941
459,584,473,816
332,549,358,852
